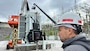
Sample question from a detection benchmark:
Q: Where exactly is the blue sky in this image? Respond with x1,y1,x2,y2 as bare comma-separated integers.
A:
0,0,89,23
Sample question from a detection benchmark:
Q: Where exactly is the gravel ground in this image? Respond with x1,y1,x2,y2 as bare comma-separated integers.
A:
0,47,63,51
0,41,63,51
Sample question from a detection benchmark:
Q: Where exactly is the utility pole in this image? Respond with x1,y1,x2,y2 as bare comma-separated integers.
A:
61,5,64,14
74,0,77,11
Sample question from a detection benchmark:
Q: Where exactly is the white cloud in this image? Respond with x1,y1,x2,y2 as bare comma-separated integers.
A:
79,0,87,3
0,15,7,22
78,0,90,4
41,20,52,25
48,9,59,17
41,0,52,6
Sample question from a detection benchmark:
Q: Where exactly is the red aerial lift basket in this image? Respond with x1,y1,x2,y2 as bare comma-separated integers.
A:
8,15,19,28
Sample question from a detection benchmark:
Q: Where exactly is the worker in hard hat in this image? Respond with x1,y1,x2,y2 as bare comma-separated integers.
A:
56,12,90,51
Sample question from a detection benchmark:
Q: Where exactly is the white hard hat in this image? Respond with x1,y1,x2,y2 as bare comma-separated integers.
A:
57,12,83,26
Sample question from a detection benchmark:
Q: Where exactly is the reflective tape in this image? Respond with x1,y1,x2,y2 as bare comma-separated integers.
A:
62,18,73,22
78,20,82,23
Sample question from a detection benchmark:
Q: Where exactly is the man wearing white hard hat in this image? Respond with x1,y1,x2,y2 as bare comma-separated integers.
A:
56,12,90,51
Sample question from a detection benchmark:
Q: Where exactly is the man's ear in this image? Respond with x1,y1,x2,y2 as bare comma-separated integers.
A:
68,28,73,35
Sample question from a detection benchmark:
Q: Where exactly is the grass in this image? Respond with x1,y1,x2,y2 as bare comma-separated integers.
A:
4,34,10,40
